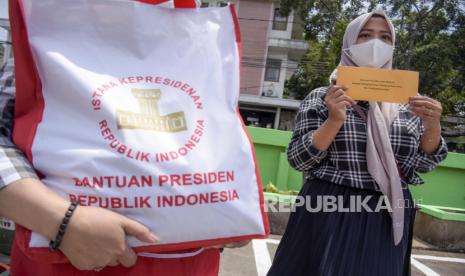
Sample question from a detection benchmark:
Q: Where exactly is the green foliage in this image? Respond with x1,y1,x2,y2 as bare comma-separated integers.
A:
284,41,331,100
284,19,350,100
278,0,365,41
280,0,465,115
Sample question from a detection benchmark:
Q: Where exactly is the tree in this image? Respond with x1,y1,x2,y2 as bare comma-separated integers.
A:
382,0,465,115
278,0,365,41
284,19,349,99
280,0,465,115
284,40,332,99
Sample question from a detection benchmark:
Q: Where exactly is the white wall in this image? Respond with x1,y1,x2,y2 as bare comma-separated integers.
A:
263,51,288,98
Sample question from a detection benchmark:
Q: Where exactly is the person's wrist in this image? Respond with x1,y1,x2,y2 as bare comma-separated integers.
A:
423,122,441,133
41,200,74,241
326,116,345,128
49,200,79,251
31,195,72,241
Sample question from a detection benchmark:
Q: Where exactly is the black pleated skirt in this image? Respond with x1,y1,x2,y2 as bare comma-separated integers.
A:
267,178,416,276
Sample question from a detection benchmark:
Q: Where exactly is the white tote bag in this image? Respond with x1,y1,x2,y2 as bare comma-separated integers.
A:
11,0,269,263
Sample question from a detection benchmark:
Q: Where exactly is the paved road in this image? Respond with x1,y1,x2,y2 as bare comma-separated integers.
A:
219,235,465,276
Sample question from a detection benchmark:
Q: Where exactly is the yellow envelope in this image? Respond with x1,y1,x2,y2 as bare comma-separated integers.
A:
336,66,419,104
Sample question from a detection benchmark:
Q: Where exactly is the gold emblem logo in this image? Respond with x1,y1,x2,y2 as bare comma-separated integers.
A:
117,89,187,132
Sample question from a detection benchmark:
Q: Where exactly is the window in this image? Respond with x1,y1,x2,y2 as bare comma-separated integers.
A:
217,2,228,7
239,108,276,128
272,8,288,31
264,59,281,82
201,2,209,7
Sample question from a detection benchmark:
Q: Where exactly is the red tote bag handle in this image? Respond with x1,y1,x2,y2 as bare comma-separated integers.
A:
174,0,197,8
135,0,198,8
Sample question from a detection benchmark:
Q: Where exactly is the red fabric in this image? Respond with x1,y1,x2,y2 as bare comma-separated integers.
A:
10,240,220,276
134,0,197,7
9,0,44,162
15,226,260,264
173,0,197,8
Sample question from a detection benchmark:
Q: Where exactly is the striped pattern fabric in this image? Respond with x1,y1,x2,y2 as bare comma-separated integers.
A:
0,59,39,189
287,86,448,191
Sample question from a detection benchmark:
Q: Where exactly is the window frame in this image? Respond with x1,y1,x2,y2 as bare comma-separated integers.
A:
272,8,288,31
264,58,282,82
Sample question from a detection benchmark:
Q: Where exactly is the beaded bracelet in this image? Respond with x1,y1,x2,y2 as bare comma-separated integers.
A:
49,200,79,251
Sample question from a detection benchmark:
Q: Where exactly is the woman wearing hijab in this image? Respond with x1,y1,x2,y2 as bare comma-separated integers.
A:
267,10,447,276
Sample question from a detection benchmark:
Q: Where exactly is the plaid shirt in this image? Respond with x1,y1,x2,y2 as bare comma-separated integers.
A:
0,59,38,189
288,86,448,191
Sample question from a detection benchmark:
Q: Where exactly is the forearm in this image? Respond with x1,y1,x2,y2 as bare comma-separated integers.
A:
311,118,344,151
409,95,444,155
0,178,69,240
420,125,441,155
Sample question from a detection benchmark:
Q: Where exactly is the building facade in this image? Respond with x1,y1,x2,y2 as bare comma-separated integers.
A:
198,0,308,130
235,0,307,130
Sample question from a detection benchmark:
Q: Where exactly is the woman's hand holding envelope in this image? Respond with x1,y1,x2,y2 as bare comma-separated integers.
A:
408,95,443,154
408,96,443,131
325,85,357,123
